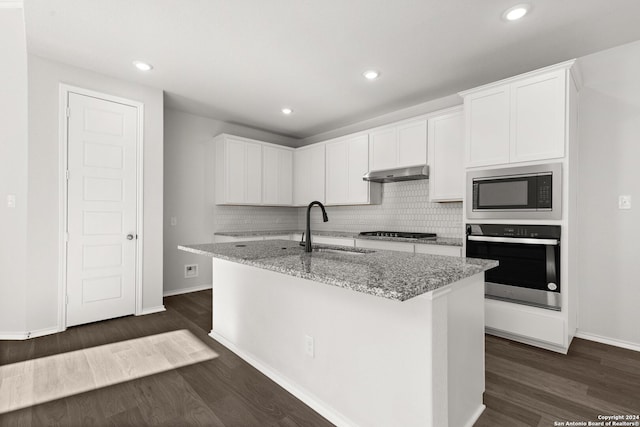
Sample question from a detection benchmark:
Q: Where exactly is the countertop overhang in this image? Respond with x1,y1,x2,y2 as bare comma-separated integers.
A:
179,240,497,302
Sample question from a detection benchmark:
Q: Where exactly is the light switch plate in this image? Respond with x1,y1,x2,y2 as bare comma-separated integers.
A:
170,216,177,226
7,194,16,208
619,195,631,210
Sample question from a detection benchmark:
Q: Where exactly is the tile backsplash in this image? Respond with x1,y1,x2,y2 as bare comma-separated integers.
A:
215,180,463,239
297,180,464,239
215,205,298,231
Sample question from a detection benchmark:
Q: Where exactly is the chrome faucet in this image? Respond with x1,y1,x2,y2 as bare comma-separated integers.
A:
304,201,329,252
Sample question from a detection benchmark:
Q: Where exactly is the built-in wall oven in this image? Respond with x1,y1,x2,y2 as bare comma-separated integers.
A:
466,223,561,311
467,163,562,220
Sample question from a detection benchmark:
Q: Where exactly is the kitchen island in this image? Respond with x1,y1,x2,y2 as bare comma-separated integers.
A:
179,240,497,427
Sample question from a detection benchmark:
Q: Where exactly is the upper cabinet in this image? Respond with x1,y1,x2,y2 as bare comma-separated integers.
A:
325,134,381,205
293,143,325,206
428,107,464,202
215,134,263,205
461,62,574,168
369,118,427,170
215,134,293,206
263,145,293,206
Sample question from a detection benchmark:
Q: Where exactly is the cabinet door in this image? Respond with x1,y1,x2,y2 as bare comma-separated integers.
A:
294,144,325,205
262,145,279,205
510,70,566,162
225,137,247,203
465,86,510,167
245,141,262,204
397,119,427,167
369,127,396,171
325,140,349,204
277,149,293,205
428,110,464,201
347,135,370,203
264,146,293,205
307,144,325,204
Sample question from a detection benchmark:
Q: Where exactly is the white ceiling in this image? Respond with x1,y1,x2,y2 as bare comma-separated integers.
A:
24,0,640,139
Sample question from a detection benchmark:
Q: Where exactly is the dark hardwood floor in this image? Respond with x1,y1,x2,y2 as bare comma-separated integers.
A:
2,289,639,426
475,334,640,426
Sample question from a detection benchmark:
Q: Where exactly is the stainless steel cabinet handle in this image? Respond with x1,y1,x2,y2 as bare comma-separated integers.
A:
467,235,559,245
127,234,134,240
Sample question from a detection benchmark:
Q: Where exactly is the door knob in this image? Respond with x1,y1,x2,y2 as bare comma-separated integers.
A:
127,234,134,240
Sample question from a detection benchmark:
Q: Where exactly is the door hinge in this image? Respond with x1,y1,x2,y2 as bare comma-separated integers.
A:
66,107,70,118
65,294,69,305
65,170,70,180
64,232,69,242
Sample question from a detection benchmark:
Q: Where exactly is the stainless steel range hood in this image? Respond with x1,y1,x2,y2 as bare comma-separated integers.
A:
362,165,429,183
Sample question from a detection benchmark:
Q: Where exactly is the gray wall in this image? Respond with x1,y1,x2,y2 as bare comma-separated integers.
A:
576,40,640,346
163,109,298,295
0,8,28,335
25,55,165,332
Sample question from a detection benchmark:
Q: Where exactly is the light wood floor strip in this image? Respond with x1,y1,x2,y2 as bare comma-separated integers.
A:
0,329,218,414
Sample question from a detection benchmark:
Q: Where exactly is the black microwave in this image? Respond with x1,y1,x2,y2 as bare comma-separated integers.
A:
466,163,562,220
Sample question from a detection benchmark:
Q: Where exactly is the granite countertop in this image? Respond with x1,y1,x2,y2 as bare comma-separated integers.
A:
214,229,463,247
179,240,496,302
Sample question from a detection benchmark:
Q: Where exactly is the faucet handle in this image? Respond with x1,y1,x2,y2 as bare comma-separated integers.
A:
299,232,305,247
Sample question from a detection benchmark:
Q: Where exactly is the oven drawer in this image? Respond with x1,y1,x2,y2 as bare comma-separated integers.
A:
485,299,566,347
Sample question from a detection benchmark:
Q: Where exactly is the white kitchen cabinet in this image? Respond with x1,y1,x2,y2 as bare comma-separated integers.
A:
464,86,510,167
290,234,354,247
369,118,427,171
414,244,461,257
462,64,570,167
293,143,326,206
214,234,291,243
510,70,566,163
215,135,262,205
355,239,414,253
428,108,464,202
325,134,380,205
263,145,293,206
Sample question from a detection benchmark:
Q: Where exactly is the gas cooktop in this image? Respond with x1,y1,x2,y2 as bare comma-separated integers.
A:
359,231,437,240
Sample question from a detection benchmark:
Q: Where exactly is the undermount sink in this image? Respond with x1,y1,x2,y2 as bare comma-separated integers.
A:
311,247,375,256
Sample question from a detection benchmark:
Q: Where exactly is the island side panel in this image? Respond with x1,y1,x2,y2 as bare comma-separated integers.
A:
210,258,442,427
446,273,486,427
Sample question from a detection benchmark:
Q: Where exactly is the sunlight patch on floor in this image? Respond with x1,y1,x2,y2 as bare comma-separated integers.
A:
0,329,218,414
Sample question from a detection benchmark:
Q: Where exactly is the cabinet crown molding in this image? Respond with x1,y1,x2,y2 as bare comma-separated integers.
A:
458,59,578,98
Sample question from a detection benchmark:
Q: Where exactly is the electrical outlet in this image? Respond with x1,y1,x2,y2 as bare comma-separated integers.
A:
619,195,632,210
184,264,198,278
304,335,315,358
170,216,177,226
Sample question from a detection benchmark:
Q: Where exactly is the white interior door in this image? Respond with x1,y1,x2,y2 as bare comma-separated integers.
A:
66,92,138,327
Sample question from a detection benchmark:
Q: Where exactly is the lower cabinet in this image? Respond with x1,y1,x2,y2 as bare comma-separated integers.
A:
355,239,414,253
290,234,355,247
485,298,568,352
415,244,461,257
213,234,291,243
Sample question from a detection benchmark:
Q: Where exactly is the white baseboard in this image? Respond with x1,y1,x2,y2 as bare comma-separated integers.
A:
0,326,61,341
463,404,486,427
138,305,166,316
209,331,357,427
163,284,212,297
575,330,640,352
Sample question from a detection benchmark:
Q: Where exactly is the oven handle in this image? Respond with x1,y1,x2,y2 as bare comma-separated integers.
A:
467,235,559,245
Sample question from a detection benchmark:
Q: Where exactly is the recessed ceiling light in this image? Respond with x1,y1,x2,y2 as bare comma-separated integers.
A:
363,70,380,80
503,4,530,21
133,61,153,71
281,107,293,115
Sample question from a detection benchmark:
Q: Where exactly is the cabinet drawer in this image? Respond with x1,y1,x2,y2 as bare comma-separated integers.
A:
485,299,565,346
415,244,461,257
355,239,414,253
